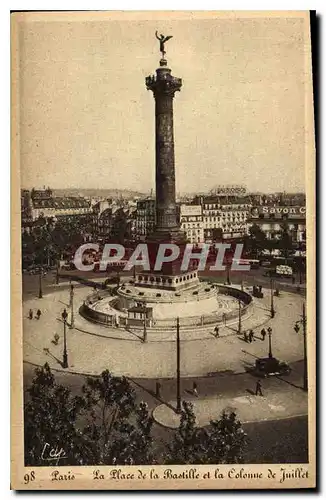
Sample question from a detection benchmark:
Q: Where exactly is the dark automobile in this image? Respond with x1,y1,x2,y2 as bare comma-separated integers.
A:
249,357,291,378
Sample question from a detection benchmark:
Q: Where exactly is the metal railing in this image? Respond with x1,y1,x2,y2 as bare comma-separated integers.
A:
80,284,253,330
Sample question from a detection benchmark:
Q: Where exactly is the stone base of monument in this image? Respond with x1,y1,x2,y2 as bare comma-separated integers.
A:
134,271,200,292
79,283,253,334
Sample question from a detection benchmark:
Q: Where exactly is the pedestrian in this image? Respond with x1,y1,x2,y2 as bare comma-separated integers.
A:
214,325,220,337
261,328,266,341
243,331,248,343
155,381,161,398
36,309,41,320
255,379,263,396
28,309,33,320
249,329,254,342
193,382,198,397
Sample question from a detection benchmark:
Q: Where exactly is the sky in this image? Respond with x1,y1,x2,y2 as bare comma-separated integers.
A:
16,12,311,194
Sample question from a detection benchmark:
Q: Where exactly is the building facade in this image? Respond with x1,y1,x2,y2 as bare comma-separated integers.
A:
192,188,252,243
135,198,156,240
29,188,92,221
179,204,204,243
248,205,306,243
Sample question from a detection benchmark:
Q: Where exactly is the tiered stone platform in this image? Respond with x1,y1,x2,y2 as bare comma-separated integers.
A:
79,282,253,332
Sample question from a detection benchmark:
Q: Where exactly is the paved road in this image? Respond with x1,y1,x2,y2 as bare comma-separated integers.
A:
244,416,308,464
23,359,306,398
22,270,308,464
22,266,306,300
150,416,309,465
22,286,306,378
23,361,308,464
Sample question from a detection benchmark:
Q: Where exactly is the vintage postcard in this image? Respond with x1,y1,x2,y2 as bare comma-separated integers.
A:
11,10,316,490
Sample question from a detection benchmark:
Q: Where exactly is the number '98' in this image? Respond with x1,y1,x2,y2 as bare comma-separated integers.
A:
24,471,35,484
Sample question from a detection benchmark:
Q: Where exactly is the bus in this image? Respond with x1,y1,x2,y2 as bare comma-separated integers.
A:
232,258,260,270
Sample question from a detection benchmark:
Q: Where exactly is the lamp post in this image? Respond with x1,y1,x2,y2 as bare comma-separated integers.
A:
238,299,242,335
143,301,147,343
38,268,43,299
270,278,275,318
226,262,231,285
55,261,59,285
294,303,308,392
176,317,181,414
267,326,273,358
61,308,68,368
69,284,75,329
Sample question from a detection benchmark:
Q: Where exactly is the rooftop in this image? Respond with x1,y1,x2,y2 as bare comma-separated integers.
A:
32,197,91,210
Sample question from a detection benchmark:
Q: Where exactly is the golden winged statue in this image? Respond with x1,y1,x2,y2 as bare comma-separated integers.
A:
155,31,173,58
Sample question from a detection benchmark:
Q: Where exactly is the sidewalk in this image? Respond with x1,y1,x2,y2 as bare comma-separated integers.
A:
153,388,308,428
23,285,305,378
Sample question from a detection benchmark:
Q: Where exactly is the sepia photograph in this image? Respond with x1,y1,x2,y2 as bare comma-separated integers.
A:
11,10,316,490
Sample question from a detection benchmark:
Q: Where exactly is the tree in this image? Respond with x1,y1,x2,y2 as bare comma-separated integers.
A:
244,224,267,257
24,363,88,466
80,370,154,465
165,404,247,465
24,365,155,466
277,222,294,261
105,401,155,465
205,410,247,464
165,401,207,464
130,401,155,464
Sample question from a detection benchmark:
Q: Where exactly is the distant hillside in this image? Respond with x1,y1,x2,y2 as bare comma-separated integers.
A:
53,188,147,199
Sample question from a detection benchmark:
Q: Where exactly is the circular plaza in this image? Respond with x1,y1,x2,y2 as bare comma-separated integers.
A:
22,278,306,379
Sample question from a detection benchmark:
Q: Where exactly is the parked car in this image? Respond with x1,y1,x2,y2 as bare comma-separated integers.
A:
260,259,272,267
26,265,47,276
263,267,293,279
249,357,291,378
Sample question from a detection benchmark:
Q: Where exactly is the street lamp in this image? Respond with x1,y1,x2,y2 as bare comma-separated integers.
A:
294,303,308,392
226,262,231,285
270,278,275,318
61,308,69,368
143,301,147,343
55,260,60,285
238,299,242,335
69,284,75,329
176,317,181,414
38,268,43,299
267,326,273,358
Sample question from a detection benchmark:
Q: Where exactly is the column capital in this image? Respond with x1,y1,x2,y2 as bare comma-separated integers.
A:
145,67,182,97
